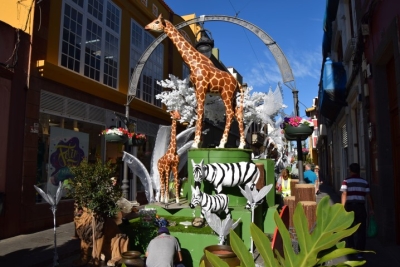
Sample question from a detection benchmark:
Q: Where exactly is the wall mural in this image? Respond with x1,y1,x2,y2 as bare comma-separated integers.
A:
47,126,88,196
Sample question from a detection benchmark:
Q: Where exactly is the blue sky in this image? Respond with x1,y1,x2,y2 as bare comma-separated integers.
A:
164,0,327,117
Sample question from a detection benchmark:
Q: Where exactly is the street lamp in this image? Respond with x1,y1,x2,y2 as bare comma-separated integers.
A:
288,88,305,183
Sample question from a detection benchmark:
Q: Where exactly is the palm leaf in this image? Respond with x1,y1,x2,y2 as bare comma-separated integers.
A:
230,229,255,267
250,223,279,267
204,250,229,267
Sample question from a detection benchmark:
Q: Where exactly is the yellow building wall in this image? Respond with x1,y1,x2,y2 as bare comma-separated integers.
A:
40,0,193,113
1,0,35,33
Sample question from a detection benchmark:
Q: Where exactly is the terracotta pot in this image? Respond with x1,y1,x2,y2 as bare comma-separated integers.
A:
200,245,240,267
284,125,313,141
119,251,144,267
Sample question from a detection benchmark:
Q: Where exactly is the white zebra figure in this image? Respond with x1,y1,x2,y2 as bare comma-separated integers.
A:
189,185,231,219
191,159,260,194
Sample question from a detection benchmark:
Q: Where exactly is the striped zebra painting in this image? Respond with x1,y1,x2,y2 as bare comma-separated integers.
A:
191,159,260,194
189,185,230,219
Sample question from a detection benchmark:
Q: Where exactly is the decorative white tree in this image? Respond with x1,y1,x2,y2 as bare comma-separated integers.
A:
239,184,273,254
34,182,64,267
204,212,241,245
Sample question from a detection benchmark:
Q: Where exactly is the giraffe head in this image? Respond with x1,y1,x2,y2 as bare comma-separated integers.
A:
145,13,166,33
170,110,181,121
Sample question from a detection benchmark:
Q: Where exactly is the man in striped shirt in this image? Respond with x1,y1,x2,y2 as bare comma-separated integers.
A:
340,163,374,259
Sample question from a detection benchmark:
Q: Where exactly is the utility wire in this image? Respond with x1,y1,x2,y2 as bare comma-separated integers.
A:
227,0,272,89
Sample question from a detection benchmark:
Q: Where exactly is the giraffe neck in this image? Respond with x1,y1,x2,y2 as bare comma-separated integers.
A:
167,119,177,154
164,20,205,66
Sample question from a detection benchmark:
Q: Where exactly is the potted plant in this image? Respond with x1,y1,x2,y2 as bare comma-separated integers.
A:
68,159,122,266
203,196,373,267
280,116,314,141
101,127,132,143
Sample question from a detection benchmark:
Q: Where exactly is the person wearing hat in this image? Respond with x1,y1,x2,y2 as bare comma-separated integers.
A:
145,227,183,267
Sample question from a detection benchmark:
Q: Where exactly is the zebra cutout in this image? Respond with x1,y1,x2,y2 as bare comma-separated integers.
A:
191,159,260,193
189,185,231,219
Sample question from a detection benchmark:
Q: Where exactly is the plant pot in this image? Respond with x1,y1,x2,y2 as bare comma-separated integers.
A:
284,125,313,141
200,245,240,267
119,251,144,267
105,134,128,143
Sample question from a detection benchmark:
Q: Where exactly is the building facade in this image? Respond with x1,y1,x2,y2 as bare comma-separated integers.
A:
0,0,196,239
317,0,400,245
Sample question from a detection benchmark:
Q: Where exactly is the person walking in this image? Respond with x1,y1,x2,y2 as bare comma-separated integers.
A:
340,163,374,259
303,163,317,185
314,165,321,194
145,227,183,267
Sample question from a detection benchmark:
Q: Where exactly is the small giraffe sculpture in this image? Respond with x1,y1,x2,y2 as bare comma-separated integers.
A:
145,14,246,149
157,110,181,204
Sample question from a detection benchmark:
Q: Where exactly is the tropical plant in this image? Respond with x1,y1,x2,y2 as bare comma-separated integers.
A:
68,159,122,218
204,196,372,266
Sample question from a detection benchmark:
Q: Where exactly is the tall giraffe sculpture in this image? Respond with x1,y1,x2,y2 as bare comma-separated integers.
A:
145,14,246,149
157,110,181,204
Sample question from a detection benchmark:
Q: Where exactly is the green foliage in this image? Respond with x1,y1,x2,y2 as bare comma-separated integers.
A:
119,220,157,253
206,196,372,267
119,215,219,254
68,159,122,217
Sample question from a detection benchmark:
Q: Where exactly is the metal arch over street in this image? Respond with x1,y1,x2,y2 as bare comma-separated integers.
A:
127,15,296,101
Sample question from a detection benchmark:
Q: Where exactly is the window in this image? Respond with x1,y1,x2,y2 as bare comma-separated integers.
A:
152,4,158,17
60,0,121,89
130,19,164,107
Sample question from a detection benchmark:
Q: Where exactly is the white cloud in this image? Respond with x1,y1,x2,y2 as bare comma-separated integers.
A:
243,47,321,91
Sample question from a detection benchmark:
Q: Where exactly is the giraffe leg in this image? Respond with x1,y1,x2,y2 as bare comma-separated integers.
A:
158,162,165,203
164,166,171,204
235,86,246,149
171,163,180,205
192,87,206,148
219,98,234,148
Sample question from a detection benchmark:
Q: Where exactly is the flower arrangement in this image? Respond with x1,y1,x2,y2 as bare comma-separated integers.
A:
101,127,133,138
133,133,147,140
302,147,309,153
280,116,313,131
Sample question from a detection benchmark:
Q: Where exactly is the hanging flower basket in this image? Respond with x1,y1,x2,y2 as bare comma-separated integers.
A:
105,133,129,143
281,116,314,141
284,125,313,141
129,133,147,146
101,128,132,144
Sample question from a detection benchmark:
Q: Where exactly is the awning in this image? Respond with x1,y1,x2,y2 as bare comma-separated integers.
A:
319,57,347,121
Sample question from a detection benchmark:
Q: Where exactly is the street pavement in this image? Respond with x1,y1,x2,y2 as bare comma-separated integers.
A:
1,183,399,266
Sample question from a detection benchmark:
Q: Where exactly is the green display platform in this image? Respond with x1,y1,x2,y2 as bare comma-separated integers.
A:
145,203,259,256
142,150,279,265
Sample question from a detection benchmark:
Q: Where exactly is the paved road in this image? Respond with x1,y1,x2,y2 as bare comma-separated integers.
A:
0,183,399,266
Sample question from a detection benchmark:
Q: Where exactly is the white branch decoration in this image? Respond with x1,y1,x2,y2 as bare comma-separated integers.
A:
239,184,273,254
204,212,241,245
34,181,64,267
